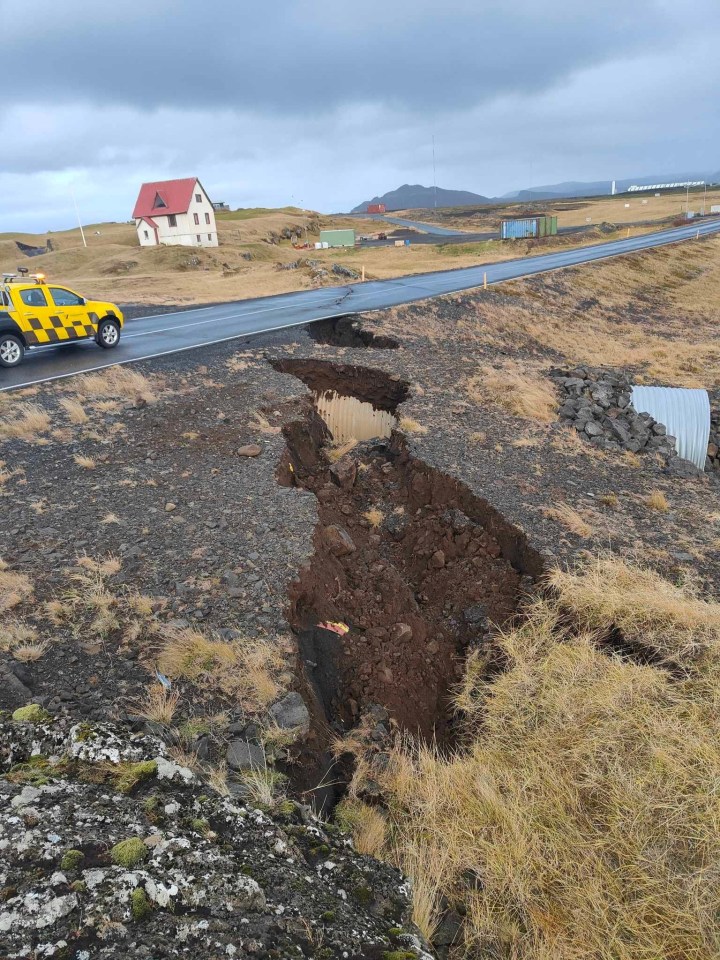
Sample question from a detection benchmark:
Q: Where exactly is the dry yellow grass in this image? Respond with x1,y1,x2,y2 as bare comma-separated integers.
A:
467,364,557,423
156,626,285,712
548,556,720,664
646,489,670,511
402,187,720,232
131,684,180,726
0,403,50,441
344,556,720,958
76,366,158,405
0,619,38,652
545,502,593,538
13,641,50,662
363,508,384,528
0,568,33,612
335,798,387,857
59,397,89,424
74,455,96,469
398,416,428,435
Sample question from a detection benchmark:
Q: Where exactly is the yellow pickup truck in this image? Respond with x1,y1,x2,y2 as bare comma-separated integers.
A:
0,271,124,368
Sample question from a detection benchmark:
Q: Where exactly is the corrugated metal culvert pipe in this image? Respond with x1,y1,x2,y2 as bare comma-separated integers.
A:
630,386,711,470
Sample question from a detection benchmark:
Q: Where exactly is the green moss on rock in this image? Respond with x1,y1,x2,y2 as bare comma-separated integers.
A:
60,849,84,871
11,704,51,724
110,837,149,868
5,756,52,786
74,722,95,742
115,760,157,794
130,887,152,920
353,884,374,905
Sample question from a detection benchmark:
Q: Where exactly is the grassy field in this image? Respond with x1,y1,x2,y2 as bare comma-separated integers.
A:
341,557,720,958
400,185,720,233
331,238,720,957
0,207,664,307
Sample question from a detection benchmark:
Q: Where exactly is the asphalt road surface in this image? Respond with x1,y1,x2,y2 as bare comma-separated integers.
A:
368,214,467,237
3,217,719,392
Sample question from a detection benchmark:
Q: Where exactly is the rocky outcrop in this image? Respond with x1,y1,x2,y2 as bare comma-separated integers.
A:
0,712,429,960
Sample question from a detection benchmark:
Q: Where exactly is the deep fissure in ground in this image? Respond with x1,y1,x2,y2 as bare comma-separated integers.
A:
272,358,543,800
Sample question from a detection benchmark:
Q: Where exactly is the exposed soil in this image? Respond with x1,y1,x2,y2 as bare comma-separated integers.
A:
274,360,542,745
307,314,399,350
272,357,409,412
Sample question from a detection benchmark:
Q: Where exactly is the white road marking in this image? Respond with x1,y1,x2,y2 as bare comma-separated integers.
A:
2,219,719,393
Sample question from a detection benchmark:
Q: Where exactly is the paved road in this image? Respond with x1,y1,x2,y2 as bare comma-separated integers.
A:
366,213,467,236
364,213,604,243
3,217,719,392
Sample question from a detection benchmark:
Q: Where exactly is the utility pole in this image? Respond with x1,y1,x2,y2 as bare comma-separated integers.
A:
71,186,87,248
432,135,437,209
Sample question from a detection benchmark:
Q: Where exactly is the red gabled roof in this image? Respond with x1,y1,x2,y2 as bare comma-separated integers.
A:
132,177,200,219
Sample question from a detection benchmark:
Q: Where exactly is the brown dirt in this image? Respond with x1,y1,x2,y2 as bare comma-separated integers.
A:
275,361,542,742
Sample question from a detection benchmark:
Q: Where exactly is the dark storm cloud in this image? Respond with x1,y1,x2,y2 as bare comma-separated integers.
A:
2,0,720,232
1,0,694,113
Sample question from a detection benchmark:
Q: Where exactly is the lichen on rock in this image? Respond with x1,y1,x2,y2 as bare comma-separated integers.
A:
0,714,428,959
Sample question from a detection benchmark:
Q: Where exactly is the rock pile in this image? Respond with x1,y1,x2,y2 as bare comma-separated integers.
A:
1,710,430,960
553,366,679,459
707,389,720,471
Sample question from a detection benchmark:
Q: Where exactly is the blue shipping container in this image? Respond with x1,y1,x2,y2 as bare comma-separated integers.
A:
501,218,539,239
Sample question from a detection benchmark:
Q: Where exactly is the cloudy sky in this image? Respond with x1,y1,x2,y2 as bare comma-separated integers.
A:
3,0,719,232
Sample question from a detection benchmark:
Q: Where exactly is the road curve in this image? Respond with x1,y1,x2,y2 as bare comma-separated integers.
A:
368,214,468,237
2,218,719,392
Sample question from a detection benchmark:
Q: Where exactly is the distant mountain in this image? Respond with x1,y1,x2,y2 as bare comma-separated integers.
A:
502,172,716,202
352,184,490,213
352,171,718,215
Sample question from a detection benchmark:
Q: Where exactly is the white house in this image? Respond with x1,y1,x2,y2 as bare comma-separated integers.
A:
132,177,219,247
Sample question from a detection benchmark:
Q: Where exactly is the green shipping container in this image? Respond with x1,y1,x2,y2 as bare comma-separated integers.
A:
320,229,356,248
536,216,558,238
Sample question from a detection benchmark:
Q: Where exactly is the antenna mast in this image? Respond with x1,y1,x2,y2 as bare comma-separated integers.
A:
432,135,437,208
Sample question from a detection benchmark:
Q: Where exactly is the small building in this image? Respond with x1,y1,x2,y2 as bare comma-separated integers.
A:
500,215,557,240
319,229,356,248
367,203,386,214
132,177,219,247
212,201,230,211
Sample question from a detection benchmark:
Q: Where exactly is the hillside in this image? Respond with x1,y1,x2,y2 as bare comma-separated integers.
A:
352,183,490,213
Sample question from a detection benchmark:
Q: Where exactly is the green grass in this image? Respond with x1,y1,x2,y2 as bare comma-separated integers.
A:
216,206,306,221
437,241,499,257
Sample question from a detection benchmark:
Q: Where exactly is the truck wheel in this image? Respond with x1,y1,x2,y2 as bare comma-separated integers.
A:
0,334,24,367
97,319,120,349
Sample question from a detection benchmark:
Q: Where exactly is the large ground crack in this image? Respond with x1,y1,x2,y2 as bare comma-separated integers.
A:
274,358,544,781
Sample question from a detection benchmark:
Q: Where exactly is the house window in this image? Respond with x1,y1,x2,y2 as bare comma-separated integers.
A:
208,234,212,241
153,192,167,209
205,212,210,224
195,193,202,202
168,214,177,227
144,230,149,239
196,234,201,242
193,213,199,225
